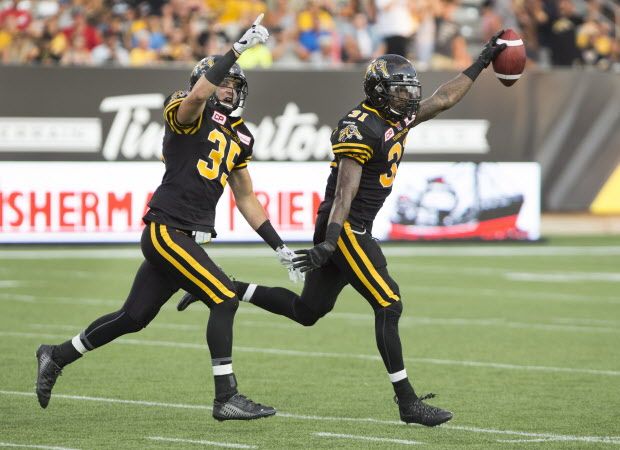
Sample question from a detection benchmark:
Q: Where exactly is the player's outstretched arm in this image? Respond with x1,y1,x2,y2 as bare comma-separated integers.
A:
229,168,303,282
176,14,269,125
293,158,362,272
413,30,506,126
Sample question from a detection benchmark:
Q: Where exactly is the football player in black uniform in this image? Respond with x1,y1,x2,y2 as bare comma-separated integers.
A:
179,33,507,425
35,15,301,421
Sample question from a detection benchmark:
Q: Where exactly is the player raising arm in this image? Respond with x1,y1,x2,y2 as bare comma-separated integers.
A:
35,15,301,421
179,33,506,426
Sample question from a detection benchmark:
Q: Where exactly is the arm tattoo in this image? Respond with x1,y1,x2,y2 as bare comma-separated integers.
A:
414,73,474,126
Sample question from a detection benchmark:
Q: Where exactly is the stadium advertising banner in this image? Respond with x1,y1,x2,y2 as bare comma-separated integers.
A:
0,162,539,243
0,66,617,212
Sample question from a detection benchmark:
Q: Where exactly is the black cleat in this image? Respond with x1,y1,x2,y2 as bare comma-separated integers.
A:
396,393,453,427
212,393,276,421
176,292,202,311
35,345,63,409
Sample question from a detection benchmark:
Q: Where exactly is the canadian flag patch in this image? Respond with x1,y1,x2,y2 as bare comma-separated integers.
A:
384,128,395,141
212,111,226,125
236,130,251,145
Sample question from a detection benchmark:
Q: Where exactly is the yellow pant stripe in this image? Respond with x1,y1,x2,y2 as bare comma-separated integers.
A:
337,237,390,307
159,224,235,299
150,223,224,303
344,222,400,302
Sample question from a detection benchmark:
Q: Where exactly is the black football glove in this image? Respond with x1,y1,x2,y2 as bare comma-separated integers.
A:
477,29,507,68
292,241,336,273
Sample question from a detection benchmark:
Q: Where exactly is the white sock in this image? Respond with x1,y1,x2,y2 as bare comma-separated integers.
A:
389,369,408,383
242,283,257,302
212,363,233,376
71,334,89,354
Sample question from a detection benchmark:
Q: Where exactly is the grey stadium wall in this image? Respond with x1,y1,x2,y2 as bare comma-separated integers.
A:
0,65,619,213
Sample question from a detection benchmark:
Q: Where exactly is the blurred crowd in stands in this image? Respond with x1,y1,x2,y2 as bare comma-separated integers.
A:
0,0,619,71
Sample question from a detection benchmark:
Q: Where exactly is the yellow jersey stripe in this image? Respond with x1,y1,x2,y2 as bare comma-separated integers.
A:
159,224,235,299
332,148,372,157
337,237,390,307
361,103,399,126
231,118,243,127
332,142,373,152
164,98,202,135
163,98,183,115
344,222,400,301
150,223,224,304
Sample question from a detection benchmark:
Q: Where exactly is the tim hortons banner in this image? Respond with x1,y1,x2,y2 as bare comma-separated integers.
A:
0,162,539,243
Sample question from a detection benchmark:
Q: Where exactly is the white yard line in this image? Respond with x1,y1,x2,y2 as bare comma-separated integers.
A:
0,442,80,450
313,432,422,445
146,436,257,449
2,391,619,445
506,272,620,283
2,246,620,260
3,330,619,377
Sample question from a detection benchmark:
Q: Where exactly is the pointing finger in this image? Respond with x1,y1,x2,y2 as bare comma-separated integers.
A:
252,13,264,27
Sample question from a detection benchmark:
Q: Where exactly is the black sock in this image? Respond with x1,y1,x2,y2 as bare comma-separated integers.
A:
249,285,298,320
53,340,83,367
233,280,250,299
214,373,238,402
393,378,417,402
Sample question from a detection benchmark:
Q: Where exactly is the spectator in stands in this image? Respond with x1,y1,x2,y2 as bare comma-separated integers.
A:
0,0,32,31
374,0,416,57
60,34,93,65
432,0,471,69
480,0,502,42
270,26,306,67
341,12,378,63
129,30,157,66
92,30,130,66
412,0,436,69
514,0,548,63
545,0,584,66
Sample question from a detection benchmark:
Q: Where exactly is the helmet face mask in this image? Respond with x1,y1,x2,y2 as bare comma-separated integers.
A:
189,56,248,115
364,54,422,121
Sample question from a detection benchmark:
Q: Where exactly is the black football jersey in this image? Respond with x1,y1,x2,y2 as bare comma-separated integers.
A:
317,102,414,230
143,90,254,235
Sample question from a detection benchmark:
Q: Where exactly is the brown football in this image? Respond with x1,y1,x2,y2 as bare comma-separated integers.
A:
491,29,526,87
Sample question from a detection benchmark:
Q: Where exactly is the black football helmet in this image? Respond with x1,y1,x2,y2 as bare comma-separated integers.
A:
363,54,422,121
190,55,248,114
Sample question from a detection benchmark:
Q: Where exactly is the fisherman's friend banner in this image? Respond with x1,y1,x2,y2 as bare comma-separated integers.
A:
0,162,539,243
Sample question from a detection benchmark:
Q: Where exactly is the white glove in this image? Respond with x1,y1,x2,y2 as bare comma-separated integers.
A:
233,14,269,55
276,244,305,283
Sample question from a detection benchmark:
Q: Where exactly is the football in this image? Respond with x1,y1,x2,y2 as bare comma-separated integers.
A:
492,29,526,87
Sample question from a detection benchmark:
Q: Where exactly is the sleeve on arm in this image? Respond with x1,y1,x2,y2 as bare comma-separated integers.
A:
163,91,203,135
232,121,254,170
331,122,377,165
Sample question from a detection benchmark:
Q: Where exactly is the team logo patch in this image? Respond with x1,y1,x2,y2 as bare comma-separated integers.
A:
338,124,363,142
236,130,251,145
366,58,389,79
212,111,226,125
384,128,395,142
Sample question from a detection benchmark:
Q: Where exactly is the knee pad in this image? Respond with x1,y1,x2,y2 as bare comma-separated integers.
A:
293,300,321,327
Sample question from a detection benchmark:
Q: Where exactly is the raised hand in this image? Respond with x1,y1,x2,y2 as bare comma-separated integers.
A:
233,13,269,55
477,29,507,68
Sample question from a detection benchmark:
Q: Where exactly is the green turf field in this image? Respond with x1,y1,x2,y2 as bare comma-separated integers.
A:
1,236,619,449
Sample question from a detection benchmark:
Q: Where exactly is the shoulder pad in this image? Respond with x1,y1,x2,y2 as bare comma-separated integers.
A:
164,90,189,107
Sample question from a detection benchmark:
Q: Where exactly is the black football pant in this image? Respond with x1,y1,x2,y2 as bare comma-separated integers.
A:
75,221,239,362
248,214,406,375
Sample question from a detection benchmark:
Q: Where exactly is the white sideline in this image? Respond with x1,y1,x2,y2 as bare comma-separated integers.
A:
0,442,80,450
2,246,620,260
2,391,619,445
313,432,422,445
4,330,619,377
146,436,257,449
